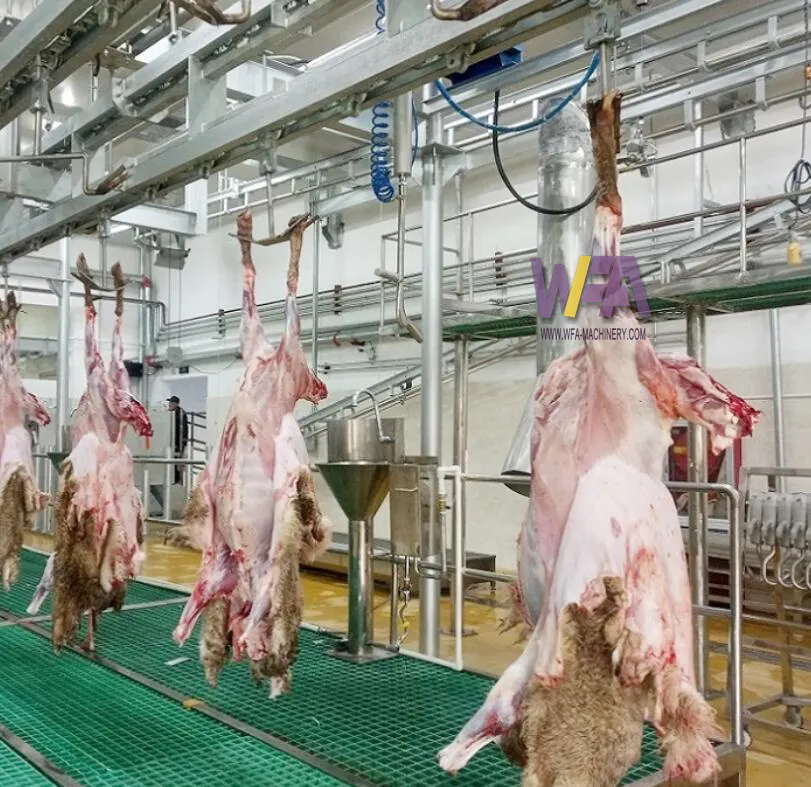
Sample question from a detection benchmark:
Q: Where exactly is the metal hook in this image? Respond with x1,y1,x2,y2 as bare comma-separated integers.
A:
762,546,778,585
790,550,806,590
806,560,811,591
777,550,793,587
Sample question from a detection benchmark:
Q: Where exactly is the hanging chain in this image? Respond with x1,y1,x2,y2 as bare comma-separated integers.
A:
396,558,412,645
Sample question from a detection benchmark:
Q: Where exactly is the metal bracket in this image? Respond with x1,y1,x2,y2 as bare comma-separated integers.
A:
112,79,139,118
321,213,344,250
584,0,621,49
445,44,474,72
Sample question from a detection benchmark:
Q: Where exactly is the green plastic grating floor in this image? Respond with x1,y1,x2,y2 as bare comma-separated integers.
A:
0,740,53,785
0,549,665,786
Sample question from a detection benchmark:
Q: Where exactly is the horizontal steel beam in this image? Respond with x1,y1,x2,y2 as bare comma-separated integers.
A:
42,0,357,154
446,38,808,150
0,0,88,90
624,45,807,119
0,0,160,132
0,0,585,260
427,0,737,114
112,204,198,235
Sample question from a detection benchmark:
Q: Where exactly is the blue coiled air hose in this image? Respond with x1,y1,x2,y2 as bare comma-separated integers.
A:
370,0,396,203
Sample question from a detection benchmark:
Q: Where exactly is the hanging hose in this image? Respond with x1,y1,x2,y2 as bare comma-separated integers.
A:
433,52,601,215
433,51,600,134
371,101,395,202
370,0,396,203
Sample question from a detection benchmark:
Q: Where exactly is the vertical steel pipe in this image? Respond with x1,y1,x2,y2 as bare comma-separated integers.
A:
142,245,154,408
693,102,704,238
348,518,373,654
311,215,321,430
686,306,708,695
728,487,744,747
163,446,173,520
419,84,443,657
449,337,469,635
56,235,71,452
389,561,400,646
739,137,747,274
769,309,786,493
452,468,464,669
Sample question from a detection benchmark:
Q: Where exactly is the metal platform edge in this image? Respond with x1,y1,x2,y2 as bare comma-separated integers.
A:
0,723,81,787
442,267,811,340
629,743,745,786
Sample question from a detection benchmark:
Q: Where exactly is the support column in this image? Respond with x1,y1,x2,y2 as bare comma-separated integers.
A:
56,234,71,452
686,306,708,695
419,85,444,657
310,214,321,451
769,309,786,492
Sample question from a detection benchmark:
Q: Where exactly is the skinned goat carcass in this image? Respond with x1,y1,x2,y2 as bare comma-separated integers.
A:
172,211,332,697
0,292,51,589
438,92,761,784
27,258,153,653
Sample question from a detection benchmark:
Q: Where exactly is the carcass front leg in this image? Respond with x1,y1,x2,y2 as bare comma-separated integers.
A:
438,633,539,773
27,553,55,614
81,609,97,653
200,598,230,687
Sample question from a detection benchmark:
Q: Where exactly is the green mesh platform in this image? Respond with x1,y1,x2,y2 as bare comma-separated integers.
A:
0,741,52,785
40,603,664,786
0,625,341,786
1,549,666,785
0,550,185,619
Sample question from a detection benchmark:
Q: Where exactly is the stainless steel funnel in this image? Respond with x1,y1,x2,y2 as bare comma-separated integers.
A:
317,415,404,664
318,462,391,522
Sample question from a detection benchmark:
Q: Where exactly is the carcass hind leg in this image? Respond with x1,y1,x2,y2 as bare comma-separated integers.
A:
200,598,230,688
52,590,80,653
1,555,19,591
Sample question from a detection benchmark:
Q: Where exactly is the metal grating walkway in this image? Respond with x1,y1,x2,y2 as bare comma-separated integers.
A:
0,549,665,786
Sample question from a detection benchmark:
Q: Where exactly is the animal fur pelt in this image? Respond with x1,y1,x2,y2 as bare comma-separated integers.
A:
502,576,654,787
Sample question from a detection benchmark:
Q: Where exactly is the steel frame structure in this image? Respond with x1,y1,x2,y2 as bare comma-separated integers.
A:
0,0,588,260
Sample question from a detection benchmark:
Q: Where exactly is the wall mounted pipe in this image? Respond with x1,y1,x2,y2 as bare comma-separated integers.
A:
739,137,748,274
0,153,128,196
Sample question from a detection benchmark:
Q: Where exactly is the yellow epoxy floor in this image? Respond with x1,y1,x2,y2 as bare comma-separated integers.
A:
24,530,811,785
